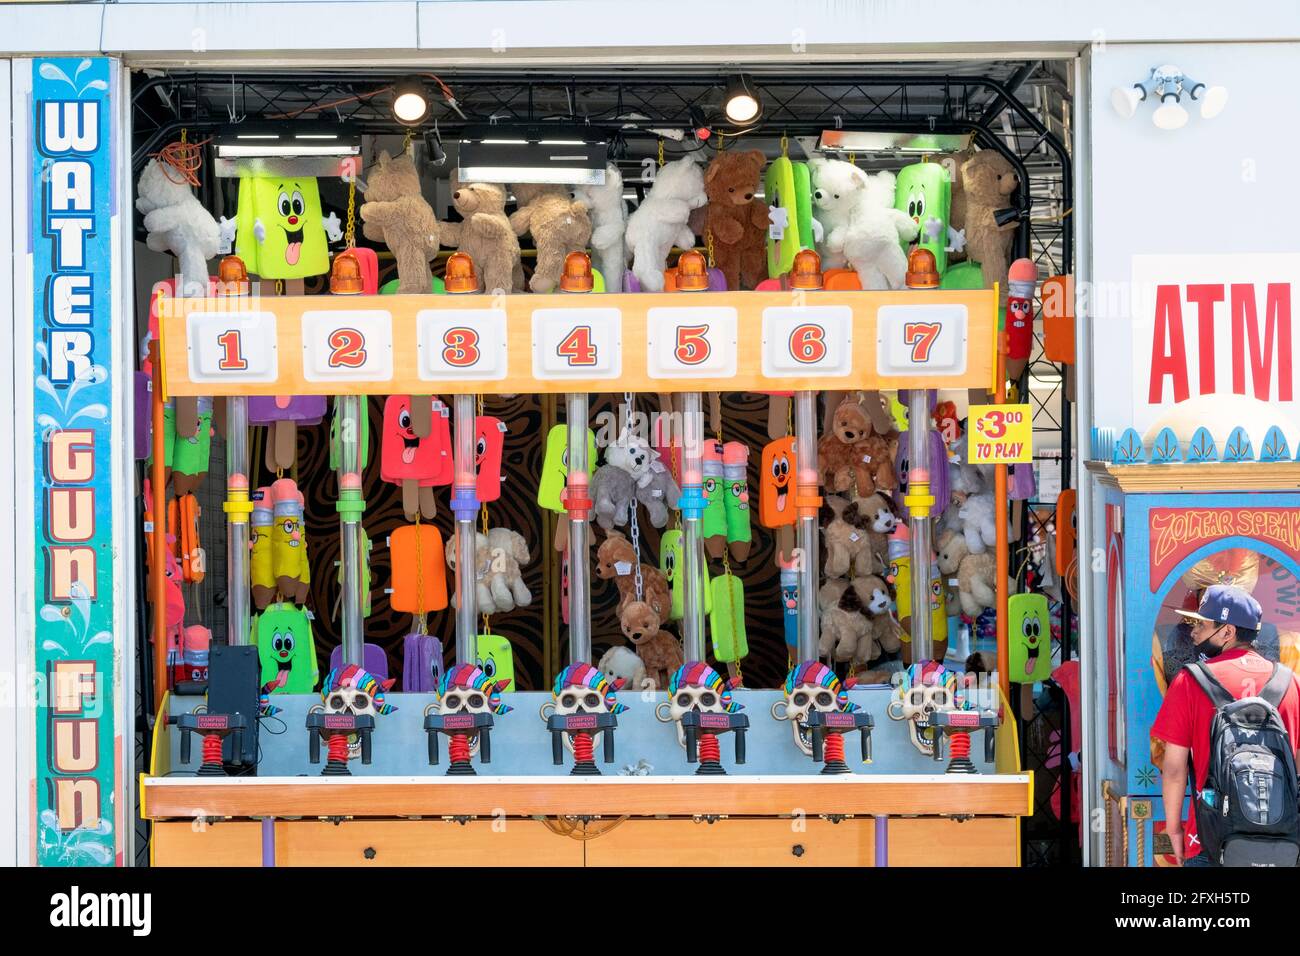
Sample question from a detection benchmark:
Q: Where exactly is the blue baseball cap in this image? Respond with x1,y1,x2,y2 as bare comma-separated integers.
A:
1175,584,1262,631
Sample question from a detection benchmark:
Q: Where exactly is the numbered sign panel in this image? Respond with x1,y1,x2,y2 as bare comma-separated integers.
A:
186,311,279,385
646,307,738,379
532,308,621,381
301,310,393,383
876,303,968,377
417,308,509,381
761,305,853,378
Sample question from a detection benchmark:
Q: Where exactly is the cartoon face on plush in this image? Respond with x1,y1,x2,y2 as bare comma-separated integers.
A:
1008,592,1052,683
475,632,515,691
887,662,956,756
760,436,796,527
845,492,896,536
380,395,439,481
772,661,858,757
656,661,741,748
537,424,598,512
235,175,330,277
473,416,506,502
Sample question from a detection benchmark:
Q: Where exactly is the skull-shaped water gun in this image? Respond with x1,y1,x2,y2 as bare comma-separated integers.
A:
424,663,511,775
308,664,396,775
772,661,873,773
541,662,627,775
655,662,748,774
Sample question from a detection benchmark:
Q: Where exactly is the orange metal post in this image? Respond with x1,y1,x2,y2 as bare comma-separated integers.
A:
149,339,168,712
995,333,1010,702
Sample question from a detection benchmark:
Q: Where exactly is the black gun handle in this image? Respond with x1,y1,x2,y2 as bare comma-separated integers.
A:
428,731,439,766
230,729,243,767
685,725,698,763
603,727,615,764
479,729,491,764
309,728,321,764
862,728,873,764
984,727,995,764
811,726,824,763
735,728,746,765
552,730,564,765
361,728,372,765
180,728,192,765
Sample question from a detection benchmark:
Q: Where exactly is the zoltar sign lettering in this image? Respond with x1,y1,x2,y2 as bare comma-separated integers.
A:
1149,507,1300,591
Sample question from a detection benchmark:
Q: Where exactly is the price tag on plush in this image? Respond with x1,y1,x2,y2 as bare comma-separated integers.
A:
968,404,1033,464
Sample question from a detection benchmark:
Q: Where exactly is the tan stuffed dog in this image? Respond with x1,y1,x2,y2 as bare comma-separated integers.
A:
360,151,442,293
619,600,683,690
937,528,999,618
688,149,769,291
441,174,523,293
960,150,1020,291
595,531,671,622
841,491,898,575
509,183,592,293
822,494,872,579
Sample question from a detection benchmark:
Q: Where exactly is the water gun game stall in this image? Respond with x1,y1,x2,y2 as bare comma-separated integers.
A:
141,257,1027,866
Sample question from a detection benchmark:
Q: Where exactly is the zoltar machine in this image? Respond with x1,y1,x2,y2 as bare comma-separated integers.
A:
145,229,1027,867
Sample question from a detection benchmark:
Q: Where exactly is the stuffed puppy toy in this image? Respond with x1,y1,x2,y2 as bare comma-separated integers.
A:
817,397,899,496
635,463,681,529
597,644,650,693
817,575,893,663
687,149,770,291
137,158,223,297
590,431,656,530
842,491,899,576
509,182,592,293
936,529,999,618
841,573,903,666
940,461,987,539
359,151,442,294
444,528,533,615
959,150,1020,291
822,495,872,580
839,170,922,290
594,531,672,623
624,157,707,293
574,164,628,292
620,601,683,690
440,173,524,294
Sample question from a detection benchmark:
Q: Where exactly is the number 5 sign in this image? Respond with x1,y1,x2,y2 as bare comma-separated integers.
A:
646,307,737,378
876,303,968,377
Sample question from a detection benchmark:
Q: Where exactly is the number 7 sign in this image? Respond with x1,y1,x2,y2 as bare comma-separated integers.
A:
876,303,968,377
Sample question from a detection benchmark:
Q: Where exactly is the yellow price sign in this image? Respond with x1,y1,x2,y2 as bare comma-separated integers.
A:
968,404,1033,464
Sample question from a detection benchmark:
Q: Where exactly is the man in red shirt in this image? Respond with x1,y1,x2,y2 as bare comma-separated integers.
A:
1150,584,1300,866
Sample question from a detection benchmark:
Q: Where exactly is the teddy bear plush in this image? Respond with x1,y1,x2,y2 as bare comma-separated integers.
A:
595,531,672,622
842,491,898,575
137,157,223,296
960,150,1020,291
440,174,523,293
359,151,442,294
509,182,592,293
937,529,999,618
624,157,707,292
818,397,899,496
635,465,681,528
809,159,918,288
620,601,683,690
575,164,628,292
597,644,650,692
687,149,769,291
445,527,532,615
822,495,872,579
590,431,657,530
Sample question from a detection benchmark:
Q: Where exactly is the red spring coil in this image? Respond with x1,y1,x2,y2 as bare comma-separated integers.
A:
201,733,223,766
572,732,594,764
449,733,471,764
823,732,845,764
326,733,350,763
951,731,971,760
698,732,721,763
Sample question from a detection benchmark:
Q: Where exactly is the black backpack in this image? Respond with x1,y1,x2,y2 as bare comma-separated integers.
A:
1186,661,1300,866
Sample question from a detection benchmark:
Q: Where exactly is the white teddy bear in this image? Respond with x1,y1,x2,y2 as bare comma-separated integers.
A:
597,645,651,692
135,158,222,296
445,527,532,615
575,163,628,293
624,157,706,292
809,158,920,290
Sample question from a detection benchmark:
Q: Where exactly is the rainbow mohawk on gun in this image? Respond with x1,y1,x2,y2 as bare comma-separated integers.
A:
668,661,742,713
321,664,397,715
439,662,512,715
553,662,627,714
782,660,858,713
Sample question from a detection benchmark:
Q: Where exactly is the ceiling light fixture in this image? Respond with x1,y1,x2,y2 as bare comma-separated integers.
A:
392,76,430,127
722,75,762,126
1111,65,1227,129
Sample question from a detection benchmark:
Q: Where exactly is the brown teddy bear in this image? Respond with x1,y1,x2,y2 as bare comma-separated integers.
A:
822,494,872,579
818,398,899,496
508,183,592,293
440,173,523,294
619,599,683,690
960,150,1020,291
595,531,672,622
359,151,442,294
687,149,769,291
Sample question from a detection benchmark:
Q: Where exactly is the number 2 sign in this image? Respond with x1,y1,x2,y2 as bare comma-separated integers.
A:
301,310,393,382
646,306,737,378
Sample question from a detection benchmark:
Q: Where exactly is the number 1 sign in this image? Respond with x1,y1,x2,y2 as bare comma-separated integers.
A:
187,311,279,384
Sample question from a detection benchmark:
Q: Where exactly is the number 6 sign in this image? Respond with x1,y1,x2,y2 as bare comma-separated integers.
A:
761,305,853,377
876,303,968,377
301,310,393,382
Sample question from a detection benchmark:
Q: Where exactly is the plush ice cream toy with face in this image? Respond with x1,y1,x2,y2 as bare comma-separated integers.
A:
771,661,858,757
230,174,341,279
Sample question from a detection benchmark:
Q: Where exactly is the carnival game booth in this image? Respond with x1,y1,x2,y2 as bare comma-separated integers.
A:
1088,421,1300,866
119,65,1073,866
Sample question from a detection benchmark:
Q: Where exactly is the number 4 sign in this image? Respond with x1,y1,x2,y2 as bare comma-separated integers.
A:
532,308,621,380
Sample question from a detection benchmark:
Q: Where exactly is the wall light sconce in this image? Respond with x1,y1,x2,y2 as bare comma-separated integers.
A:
1112,65,1227,130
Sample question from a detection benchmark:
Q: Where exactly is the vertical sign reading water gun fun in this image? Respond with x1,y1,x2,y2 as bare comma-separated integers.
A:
31,57,118,866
